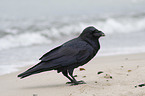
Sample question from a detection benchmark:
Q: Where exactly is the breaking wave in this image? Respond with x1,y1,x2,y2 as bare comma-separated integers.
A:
0,13,145,50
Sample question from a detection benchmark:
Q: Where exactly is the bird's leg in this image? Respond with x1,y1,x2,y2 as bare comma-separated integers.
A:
62,70,74,84
68,69,86,85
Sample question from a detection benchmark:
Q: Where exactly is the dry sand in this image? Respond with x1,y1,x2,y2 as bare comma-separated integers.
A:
0,53,145,96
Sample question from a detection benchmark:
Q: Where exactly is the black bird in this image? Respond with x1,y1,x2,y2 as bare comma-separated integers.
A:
18,26,105,85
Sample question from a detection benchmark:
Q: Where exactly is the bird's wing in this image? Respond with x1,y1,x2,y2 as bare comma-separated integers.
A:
39,42,92,64
39,45,79,62
38,46,91,67
59,49,91,67
39,45,62,61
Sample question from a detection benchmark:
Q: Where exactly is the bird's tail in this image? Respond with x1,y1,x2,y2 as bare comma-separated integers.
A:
17,62,52,79
17,72,32,79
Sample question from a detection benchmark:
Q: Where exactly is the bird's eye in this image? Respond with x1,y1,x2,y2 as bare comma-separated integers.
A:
90,28,96,31
92,30,96,33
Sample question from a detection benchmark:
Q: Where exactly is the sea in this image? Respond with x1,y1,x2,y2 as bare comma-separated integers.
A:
0,0,145,75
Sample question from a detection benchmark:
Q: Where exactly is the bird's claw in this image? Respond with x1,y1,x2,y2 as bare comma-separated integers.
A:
66,80,86,85
66,82,74,84
76,80,86,85
78,80,86,84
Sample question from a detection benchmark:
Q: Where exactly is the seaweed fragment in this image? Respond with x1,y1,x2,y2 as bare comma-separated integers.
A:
97,71,103,75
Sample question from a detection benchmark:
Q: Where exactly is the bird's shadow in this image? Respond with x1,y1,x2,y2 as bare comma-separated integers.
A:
22,83,69,90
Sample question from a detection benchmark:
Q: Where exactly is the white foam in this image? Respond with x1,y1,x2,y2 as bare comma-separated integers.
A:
0,32,52,50
0,13,145,50
95,17,145,34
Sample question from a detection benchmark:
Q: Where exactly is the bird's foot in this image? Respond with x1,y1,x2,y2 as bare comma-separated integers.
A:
74,80,86,85
66,80,86,85
66,81,74,84
78,80,86,84
71,80,86,85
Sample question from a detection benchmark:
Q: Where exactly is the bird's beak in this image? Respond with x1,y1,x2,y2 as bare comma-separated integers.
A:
101,33,105,37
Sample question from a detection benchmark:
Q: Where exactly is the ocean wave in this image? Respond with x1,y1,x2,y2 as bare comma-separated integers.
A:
98,16,145,34
0,33,51,50
0,13,145,50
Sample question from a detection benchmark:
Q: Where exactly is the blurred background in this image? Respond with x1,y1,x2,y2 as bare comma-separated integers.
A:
0,0,145,75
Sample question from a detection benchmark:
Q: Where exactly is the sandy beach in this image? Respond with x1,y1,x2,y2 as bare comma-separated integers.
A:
0,53,145,96
1,0,145,96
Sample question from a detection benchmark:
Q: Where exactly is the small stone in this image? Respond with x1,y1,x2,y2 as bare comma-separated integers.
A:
125,58,128,60
80,68,85,71
82,76,86,78
74,75,77,77
121,66,124,68
104,74,113,79
95,81,97,83
138,84,145,87
97,71,103,75
33,94,38,96
104,74,110,79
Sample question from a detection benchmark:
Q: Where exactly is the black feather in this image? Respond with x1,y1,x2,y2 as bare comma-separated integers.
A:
17,26,105,85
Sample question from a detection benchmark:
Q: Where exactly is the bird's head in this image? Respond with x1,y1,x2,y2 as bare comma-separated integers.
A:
80,26,105,39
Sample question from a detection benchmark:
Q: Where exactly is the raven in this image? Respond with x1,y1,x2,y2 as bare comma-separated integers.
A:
18,26,105,85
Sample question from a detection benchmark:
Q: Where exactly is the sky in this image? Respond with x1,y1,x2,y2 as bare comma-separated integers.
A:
0,0,145,18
